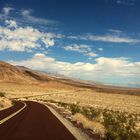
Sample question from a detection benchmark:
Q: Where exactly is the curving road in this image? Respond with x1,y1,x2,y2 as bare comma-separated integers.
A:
0,101,76,140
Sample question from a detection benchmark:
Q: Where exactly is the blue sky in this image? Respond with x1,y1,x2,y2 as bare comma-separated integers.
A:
0,0,140,87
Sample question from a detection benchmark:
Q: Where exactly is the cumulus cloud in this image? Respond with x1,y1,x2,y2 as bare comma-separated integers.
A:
21,9,56,25
9,53,140,86
5,20,17,28
0,20,61,52
33,53,55,62
42,37,55,47
63,44,98,57
68,34,140,44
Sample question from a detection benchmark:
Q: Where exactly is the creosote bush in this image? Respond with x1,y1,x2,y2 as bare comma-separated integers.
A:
69,104,81,115
103,111,140,140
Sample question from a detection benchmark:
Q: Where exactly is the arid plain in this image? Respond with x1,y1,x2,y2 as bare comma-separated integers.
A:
0,61,140,139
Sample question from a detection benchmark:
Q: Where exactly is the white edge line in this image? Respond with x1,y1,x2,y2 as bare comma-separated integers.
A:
39,101,91,140
0,102,26,125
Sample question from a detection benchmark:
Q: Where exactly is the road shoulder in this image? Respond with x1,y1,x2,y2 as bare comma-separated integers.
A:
39,101,91,140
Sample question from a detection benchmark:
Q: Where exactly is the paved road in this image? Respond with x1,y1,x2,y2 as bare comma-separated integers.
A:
0,101,76,140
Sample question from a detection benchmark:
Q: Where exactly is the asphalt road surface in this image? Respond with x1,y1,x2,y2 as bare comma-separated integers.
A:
0,101,76,140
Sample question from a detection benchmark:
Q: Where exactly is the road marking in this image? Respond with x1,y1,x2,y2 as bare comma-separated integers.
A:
41,101,90,140
0,102,26,125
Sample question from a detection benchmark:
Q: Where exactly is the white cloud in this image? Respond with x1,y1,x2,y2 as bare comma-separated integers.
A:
108,29,123,34
34,53,55,62
3,7,14,16
68,34,140,44
116,0,136,6
0,6,14,19
21,9,56,25
63,44,98,57
42,37,55,47
64,44,91,52
0,20,61,52
9,54,140,86
87,52,98,57
5,20,17,28
98,48,103,51
88,35,139,44
0,39,36,51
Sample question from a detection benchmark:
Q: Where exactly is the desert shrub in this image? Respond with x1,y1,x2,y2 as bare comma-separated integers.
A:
0,92,5,97
103,111,140,140
79,107,101,120
81,107,93,119
58,102,68,108
46,100,140,139
69,104,81,115
90,108,101,119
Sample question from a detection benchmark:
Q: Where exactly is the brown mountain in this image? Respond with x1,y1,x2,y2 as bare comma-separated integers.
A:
0,61,92,86
0,60,98,91
0,61,52,83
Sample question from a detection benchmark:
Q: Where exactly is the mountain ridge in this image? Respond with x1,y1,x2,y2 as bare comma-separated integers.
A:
0,60,140,96
0,61,52,83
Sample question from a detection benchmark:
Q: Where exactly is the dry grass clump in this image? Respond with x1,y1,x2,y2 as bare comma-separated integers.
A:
0,92,12,110
73,113,105,137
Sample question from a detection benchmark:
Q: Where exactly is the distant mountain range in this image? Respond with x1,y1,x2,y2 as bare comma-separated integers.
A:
0,60,140,95
0,60,97,88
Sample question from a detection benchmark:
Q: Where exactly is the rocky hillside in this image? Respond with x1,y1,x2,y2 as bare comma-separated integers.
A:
0,61,52,83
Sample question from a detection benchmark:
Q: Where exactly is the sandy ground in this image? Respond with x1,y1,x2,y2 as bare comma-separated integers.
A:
0,82,140,139
0,83,140,114
30,89,140,114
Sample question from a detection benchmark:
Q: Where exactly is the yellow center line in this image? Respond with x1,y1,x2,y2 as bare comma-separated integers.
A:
0,102,26,125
